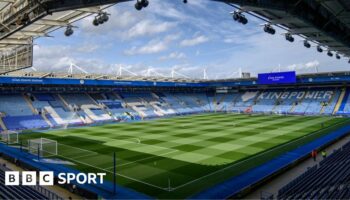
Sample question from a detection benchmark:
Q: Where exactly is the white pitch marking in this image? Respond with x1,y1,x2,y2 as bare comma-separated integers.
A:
56,154,168,191
104,150,178,169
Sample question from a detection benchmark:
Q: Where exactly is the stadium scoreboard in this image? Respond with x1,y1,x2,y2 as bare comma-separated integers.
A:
258,71,296,85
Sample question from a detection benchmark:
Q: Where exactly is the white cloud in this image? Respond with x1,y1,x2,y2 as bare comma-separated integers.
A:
180,35,209,47
79,7,138,35
33,45,118,74
125,40,168,55
76,44,101,53
32,0,348,77
287,60,320,73
124,20,176,39
159,52,186,60
124,34,180,55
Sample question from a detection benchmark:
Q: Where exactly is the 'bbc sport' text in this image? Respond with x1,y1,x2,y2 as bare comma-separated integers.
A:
5,171,106,186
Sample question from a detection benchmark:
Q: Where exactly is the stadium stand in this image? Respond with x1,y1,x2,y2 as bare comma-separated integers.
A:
252,90,279,113
2,115,49,130
232,91,259,113
278,141,350,199
0,165,62,200
338,89,350,115
120,92,159,118
0,88,349,131
0,94,33,116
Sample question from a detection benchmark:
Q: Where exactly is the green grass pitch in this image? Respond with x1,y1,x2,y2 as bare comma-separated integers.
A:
18,113,349,198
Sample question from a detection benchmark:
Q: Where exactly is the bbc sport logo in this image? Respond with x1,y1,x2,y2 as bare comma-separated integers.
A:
5,171,106,186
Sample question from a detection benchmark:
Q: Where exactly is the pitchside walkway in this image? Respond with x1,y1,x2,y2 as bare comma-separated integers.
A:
244,135,350,199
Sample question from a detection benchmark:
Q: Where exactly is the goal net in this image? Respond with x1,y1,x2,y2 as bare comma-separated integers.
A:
1,131,18,144
28,138,57,158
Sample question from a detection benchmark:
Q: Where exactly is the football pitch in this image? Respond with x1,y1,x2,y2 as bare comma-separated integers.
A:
19,113,350,198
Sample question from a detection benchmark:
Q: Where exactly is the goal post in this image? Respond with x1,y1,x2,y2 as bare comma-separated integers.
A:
1,131,18,144
28,138,57,158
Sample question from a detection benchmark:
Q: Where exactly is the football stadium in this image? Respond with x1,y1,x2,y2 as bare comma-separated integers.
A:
0,0,350,200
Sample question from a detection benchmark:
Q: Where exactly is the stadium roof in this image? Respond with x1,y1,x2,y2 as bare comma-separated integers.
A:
217,0,350,58
0,70,202,83
1,0,348,53
0,0,131,74
2,70,350,84
0,0,349,75
0,1,115,50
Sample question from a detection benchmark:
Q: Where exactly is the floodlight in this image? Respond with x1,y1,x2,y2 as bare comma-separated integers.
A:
102,13,109,22
264,24,275,35
317,45,323,53
238,15,248,25
93,18,99,26
285,33,294,42
98,16,105,24
135,0,149,10
64,25,74,37
93,12,109,26
303,40,311,48
327,51,333,57
143,0,149,7
232,11,248,25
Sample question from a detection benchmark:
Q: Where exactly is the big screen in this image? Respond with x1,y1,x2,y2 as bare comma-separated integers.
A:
258,71,296,85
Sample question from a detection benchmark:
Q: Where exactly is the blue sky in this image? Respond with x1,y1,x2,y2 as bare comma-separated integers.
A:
33,0,349,79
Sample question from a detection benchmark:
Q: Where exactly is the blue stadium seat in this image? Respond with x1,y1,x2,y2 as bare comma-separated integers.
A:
278,141,350,199
3,115,49,130
0,166,60,200
0,94,33,116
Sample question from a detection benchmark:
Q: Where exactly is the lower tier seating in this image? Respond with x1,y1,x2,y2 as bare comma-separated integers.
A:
0,167,54,200
2,115,49,130
278,142,350,199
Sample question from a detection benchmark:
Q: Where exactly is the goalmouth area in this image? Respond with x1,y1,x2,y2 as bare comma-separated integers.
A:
14,113,350,198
